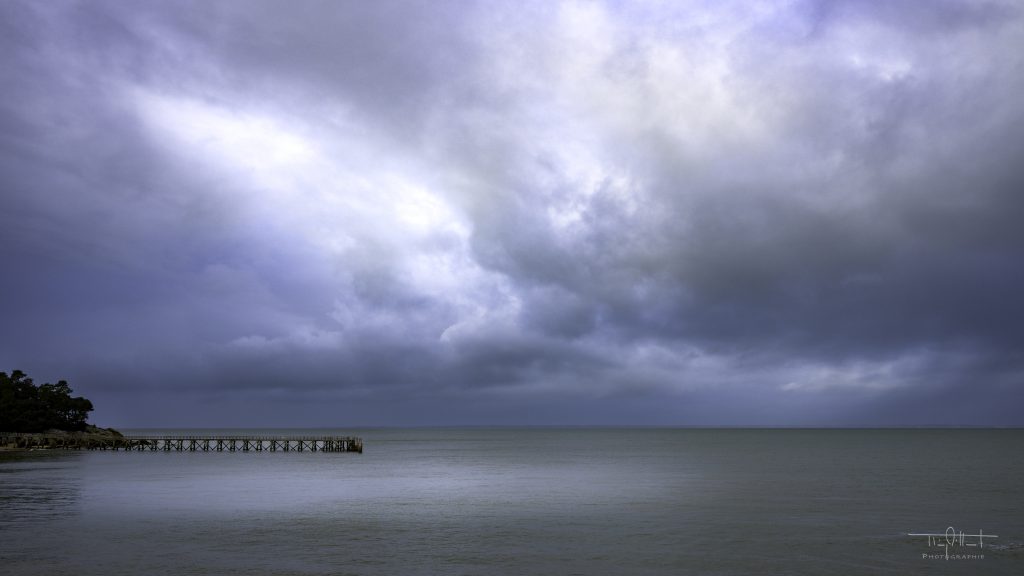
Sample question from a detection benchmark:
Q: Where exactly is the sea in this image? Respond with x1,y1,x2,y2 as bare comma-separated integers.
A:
1,428,1021,575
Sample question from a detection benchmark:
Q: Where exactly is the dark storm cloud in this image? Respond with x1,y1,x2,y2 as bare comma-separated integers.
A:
1,0,1022,426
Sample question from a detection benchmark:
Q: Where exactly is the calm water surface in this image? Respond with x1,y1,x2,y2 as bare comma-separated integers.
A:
1,428,1022,575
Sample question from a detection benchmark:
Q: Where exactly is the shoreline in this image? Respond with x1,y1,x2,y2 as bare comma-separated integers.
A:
0,426,123,452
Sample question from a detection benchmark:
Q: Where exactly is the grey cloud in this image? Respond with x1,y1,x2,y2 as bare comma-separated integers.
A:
2,1,1023,426
804,0,1018,35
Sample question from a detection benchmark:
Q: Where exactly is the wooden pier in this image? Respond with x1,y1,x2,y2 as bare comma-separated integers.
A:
0,433,362,453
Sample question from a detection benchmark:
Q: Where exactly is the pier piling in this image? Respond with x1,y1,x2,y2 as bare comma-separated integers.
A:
0,433,363,453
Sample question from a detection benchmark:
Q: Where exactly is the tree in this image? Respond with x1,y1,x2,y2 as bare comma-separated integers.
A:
0,370,94,432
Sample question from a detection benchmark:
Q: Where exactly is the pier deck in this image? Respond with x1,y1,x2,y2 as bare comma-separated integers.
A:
1,433,362,453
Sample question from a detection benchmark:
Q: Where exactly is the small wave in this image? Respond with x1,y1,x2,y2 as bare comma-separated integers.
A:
988,541,1024,552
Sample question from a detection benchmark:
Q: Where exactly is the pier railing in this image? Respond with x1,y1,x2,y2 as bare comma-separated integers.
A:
0,433,362,453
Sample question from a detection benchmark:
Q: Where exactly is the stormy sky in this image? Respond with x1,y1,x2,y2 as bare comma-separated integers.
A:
2,0,1023,427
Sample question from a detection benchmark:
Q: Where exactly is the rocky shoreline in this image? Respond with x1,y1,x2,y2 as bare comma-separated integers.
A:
0,425,123,451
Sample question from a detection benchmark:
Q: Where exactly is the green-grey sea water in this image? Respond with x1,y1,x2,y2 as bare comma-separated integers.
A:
1,428,1022,575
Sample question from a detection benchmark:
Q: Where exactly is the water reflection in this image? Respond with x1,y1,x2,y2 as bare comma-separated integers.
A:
1,430,1022,576
0,451,83,527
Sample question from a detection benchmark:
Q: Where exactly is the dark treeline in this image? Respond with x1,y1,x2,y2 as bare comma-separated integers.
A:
0,370,93,432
